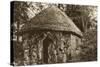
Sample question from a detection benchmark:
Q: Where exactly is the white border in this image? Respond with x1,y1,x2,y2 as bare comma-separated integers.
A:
0,0,100,67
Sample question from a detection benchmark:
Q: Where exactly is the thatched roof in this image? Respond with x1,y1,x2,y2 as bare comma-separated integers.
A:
20,6,83,37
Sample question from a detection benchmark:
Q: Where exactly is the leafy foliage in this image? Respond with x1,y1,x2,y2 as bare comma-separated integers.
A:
57,4,97,32
80,29,97,61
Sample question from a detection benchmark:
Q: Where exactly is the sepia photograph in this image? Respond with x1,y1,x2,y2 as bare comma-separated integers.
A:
10,1,97,66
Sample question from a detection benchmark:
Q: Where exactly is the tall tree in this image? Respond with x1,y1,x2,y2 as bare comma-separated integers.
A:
12,1,29,65
57,4,97,32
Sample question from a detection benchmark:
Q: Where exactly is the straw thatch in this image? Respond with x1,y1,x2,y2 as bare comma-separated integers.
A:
21,6,82,37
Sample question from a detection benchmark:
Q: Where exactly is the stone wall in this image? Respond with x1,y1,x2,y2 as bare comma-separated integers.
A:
68,35,82,62
14,31,82,65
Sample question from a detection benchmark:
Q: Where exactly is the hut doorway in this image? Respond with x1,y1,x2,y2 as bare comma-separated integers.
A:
43,37,53,64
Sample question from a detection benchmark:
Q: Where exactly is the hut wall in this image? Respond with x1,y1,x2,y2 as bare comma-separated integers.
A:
68,34,81,62
16,31,81,65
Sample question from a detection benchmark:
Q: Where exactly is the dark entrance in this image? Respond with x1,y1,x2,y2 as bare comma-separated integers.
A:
43,37,52,64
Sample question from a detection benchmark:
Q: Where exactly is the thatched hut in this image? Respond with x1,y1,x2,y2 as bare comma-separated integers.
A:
19,6,83,65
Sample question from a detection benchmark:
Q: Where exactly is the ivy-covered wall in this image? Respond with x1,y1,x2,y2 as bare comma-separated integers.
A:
14,31,82,65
